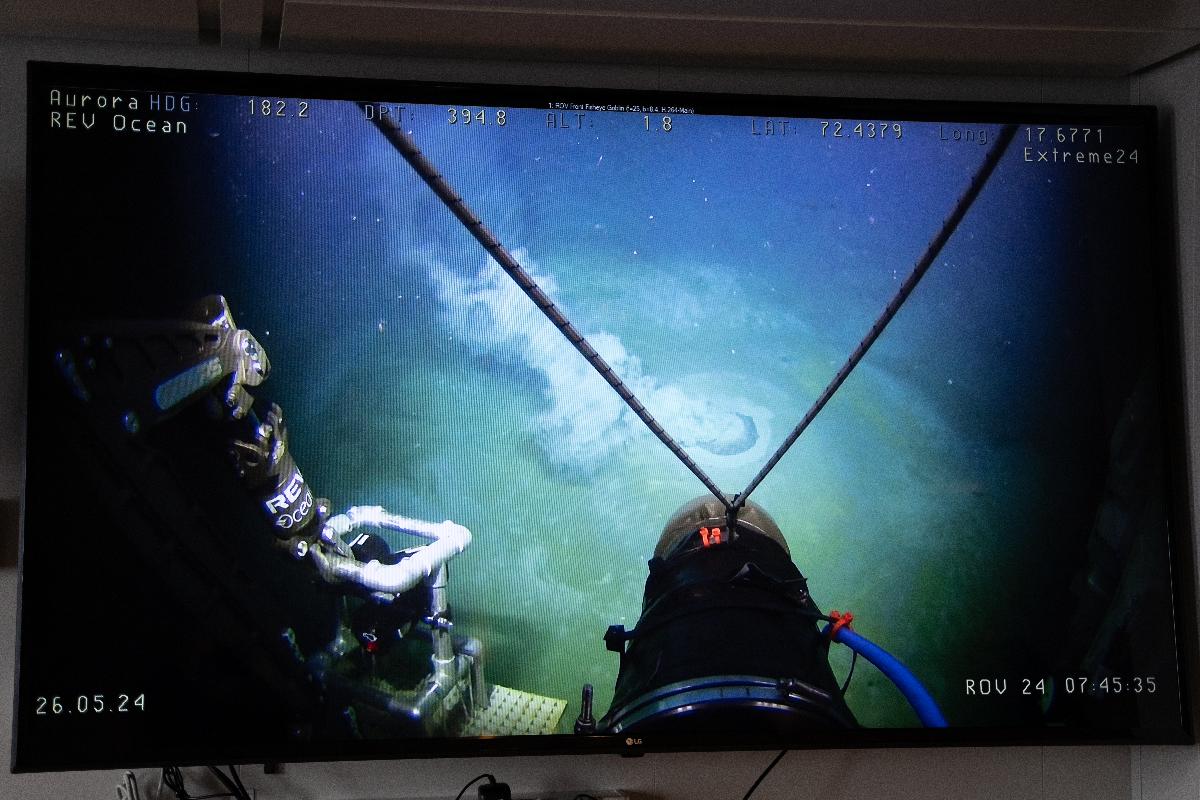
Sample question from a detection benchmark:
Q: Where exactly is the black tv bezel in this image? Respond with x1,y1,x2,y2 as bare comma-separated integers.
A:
13,59,1196,773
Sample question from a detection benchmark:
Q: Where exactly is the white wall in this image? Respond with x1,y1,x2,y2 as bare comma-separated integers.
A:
1131,46,1200,800
0,32,1192,800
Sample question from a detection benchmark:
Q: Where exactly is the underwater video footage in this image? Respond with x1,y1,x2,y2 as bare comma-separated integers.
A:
13,63,1189,771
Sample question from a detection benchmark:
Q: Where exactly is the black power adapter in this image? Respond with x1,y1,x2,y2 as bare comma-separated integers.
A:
477,781,512,800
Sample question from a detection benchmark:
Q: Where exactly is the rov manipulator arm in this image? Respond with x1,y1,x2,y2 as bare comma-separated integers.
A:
54,294,469,592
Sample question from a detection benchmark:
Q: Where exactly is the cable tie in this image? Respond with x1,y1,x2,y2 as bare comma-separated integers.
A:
827,609,854,638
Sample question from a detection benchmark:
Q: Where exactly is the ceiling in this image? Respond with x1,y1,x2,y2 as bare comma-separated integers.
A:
2,0,1198,76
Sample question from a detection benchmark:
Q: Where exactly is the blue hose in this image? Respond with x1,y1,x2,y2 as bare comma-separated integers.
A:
824,624,948,728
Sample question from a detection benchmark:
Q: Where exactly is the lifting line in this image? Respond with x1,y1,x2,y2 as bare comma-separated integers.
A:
365,101,1017,523
362,105,732,509
732,123,1018,511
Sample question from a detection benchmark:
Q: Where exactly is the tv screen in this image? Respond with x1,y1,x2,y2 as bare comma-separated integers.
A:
13,61,1191,771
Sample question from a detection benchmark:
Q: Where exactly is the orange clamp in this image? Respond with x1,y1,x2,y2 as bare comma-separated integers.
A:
827,610,854,638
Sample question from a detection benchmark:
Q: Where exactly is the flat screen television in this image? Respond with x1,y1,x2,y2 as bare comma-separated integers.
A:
13,61,1193,772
